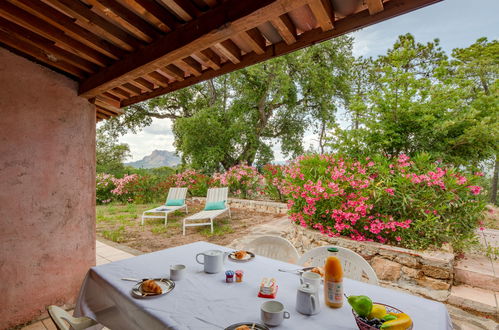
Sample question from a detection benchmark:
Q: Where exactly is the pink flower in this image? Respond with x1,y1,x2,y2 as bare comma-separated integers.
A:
395,236,402,242
385,188,395,196
468,185,482,195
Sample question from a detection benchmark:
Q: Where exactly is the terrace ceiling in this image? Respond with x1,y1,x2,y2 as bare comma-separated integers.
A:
0,0,441,121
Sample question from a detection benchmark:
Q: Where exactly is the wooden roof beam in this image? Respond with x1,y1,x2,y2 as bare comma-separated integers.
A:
86,0,162,43
162,64,185,81
0,16,97,73
175,57,203,77
134,77,155,92
194,48,221,70
239,28,266,55
147,71,170,87
78,0,316,98
131,0,182,31
121,82,142,95
9,0,125,60
93,96,122,114
366,0,384,15
270,14,297,45
158,0,202,22
121,0,443,106
0,27,85,78
213,39,241,64
308,0,335,31
43,0,143,51
0,2,110,66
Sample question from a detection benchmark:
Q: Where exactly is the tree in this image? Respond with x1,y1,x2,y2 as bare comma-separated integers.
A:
101,37,353,173
451,38,499,203
330,35,498,168
96,127,131,175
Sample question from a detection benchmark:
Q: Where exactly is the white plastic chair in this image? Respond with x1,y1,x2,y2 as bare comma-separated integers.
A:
47,306,97,330
244,235,300,264
141,187,188,226
298,246,379,285
183,187,230,235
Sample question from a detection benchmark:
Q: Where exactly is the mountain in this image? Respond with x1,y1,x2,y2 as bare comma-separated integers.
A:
125,150,180,169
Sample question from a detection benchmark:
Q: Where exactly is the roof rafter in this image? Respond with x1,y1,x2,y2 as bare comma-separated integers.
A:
78,0,316,98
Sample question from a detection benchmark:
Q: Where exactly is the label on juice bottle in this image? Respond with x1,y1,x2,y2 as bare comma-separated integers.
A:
326,280,343,304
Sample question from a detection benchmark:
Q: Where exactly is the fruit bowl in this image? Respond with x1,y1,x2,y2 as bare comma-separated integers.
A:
351,303,413,330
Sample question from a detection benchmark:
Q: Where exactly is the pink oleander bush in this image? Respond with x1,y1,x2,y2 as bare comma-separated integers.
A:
96,173,116,204
111,174,139,203
281,153,486,250
262,164,288,202
170,169,210,197
212,163,265,199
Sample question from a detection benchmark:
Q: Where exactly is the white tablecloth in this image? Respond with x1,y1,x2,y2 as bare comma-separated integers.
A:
75,241,452,330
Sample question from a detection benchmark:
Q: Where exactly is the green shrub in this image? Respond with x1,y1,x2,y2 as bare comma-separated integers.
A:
282,153,486,251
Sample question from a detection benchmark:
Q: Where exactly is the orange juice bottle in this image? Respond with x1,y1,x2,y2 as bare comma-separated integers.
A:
324,247,343,308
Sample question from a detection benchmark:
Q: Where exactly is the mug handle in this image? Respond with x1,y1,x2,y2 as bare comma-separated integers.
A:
311,295,316,313
283,311,290,319
195,253,204,264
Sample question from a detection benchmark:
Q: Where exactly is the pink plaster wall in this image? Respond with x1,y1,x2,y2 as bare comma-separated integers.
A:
0,48,96,328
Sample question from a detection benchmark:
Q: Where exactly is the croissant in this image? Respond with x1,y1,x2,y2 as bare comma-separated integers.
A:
141,279,162,294
235,326,251,330
234,250,247,259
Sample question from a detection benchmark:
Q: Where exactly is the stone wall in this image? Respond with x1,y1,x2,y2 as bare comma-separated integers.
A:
283,224,454,302
191,197,287,214
0,48,96,328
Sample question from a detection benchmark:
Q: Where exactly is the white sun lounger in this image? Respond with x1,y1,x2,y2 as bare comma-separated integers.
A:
141,187,188,226
182,187,231,235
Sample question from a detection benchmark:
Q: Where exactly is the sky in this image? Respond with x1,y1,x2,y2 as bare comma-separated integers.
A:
119,0,499,162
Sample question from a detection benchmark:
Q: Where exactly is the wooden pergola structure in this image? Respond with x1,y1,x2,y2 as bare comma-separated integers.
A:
0,0,441,121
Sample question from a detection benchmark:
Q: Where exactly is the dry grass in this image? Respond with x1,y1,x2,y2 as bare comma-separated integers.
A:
96,200,286,253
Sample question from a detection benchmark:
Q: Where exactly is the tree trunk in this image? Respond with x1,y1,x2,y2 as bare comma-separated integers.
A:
490,155,499,205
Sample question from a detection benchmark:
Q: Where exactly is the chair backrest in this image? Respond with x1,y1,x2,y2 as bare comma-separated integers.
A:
167,187,188,202
206,187,229,204
244,235,300,264
298,246,379,285
47,306,97,330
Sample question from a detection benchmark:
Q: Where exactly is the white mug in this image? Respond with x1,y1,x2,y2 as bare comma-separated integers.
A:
170,264,186,281
300,271,322,289
260,300,290,327
296,283,320,315
196,250,229,274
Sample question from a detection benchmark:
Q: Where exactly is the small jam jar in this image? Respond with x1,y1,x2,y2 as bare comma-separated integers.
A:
235,270,244,282
225,270,234,283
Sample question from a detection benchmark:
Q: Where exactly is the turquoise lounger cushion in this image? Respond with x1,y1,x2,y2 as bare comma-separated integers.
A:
165,199,185,206
204,201,226,210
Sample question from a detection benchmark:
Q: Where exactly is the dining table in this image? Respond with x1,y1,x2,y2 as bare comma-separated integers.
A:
75,241,453,330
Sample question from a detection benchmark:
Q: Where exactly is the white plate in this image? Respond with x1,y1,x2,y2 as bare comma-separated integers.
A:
228,251,255,262
131,278,175,298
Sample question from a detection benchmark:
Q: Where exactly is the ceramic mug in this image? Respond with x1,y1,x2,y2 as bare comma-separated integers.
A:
170,264,186,281
260,300,290,327
195,250,229,273
300,271,322,289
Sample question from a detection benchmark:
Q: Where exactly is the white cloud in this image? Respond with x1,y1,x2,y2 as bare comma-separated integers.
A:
119,118,176,162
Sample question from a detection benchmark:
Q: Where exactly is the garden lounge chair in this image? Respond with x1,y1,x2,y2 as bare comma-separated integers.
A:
298,246,379,285
141,187,188,226
182,187,231,235
244,235,300,264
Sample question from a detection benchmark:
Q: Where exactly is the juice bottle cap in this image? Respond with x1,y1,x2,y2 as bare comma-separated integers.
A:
327,247,339,252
